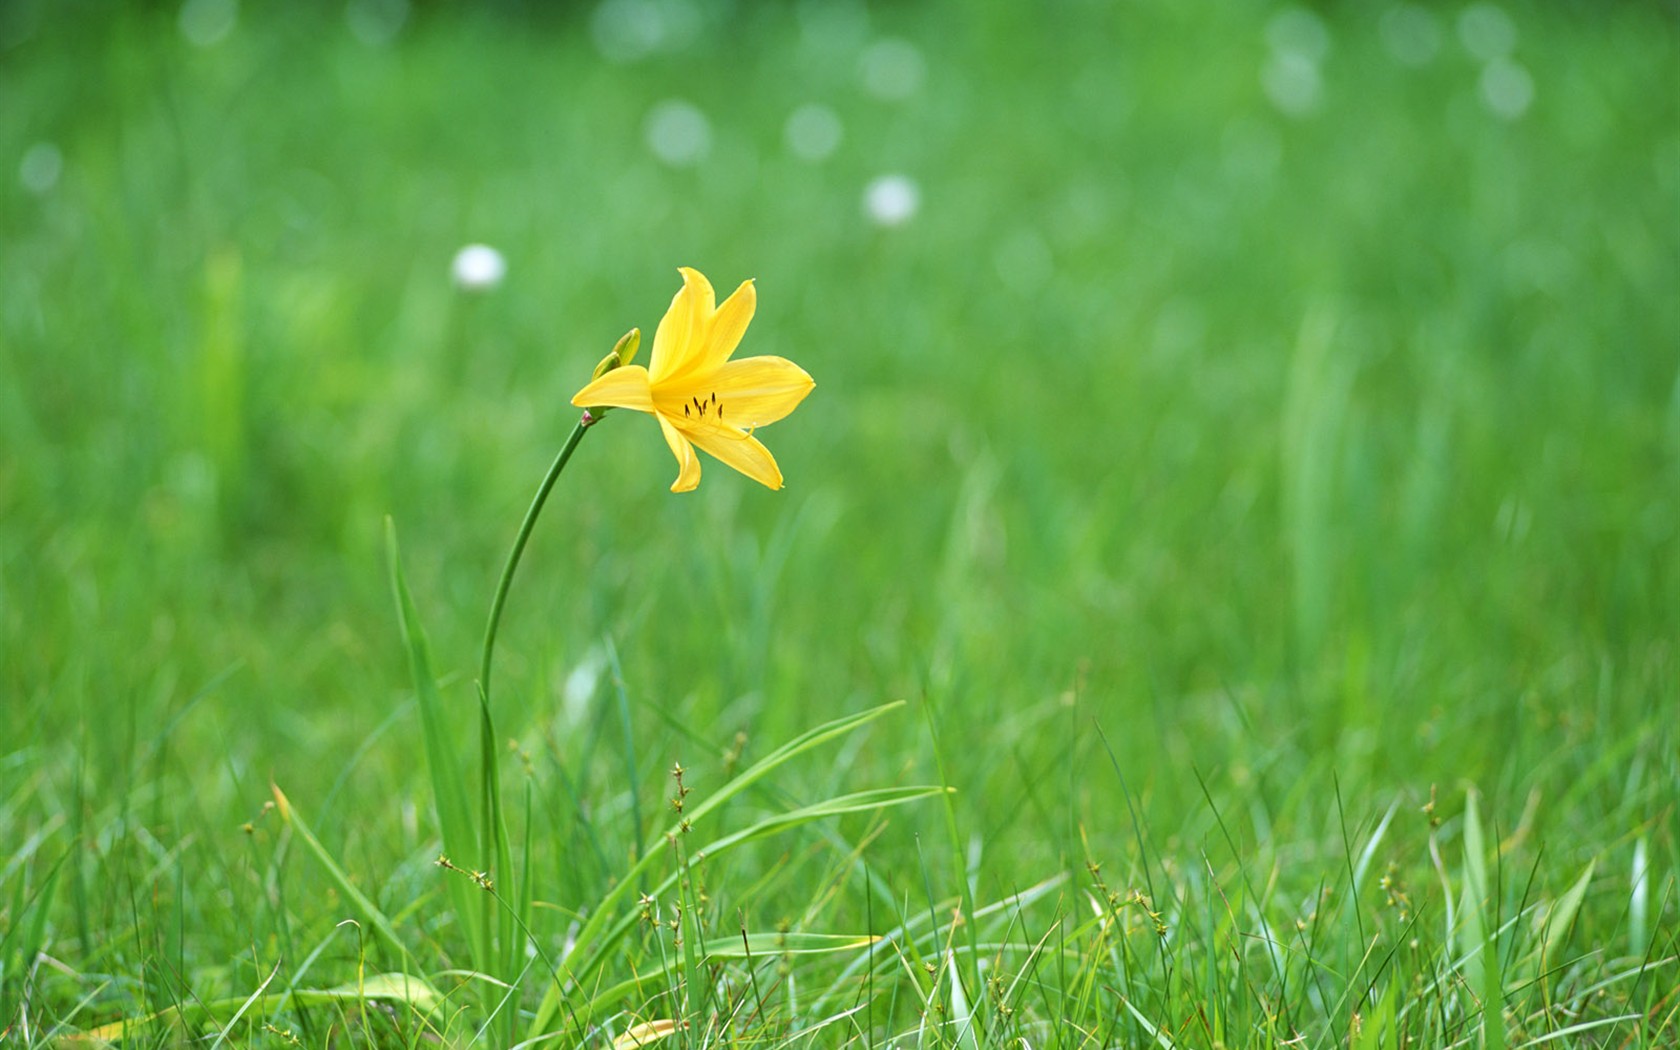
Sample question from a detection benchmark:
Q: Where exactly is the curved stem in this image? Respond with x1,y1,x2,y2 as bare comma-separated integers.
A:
474,411,593,1050
479,415,592,702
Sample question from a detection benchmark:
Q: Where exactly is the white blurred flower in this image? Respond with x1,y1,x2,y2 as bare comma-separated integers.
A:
560,647,606,727
864,174,920,227
1480,58,1533,120
179,0,237,47
643,99,711,168
19,142,62,195
452,244,506,292
784,104,843,163
859,38,926,100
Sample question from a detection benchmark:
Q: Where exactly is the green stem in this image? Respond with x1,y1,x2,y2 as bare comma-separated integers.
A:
474,412,594,1044
480,415,593,702
480,418,592,880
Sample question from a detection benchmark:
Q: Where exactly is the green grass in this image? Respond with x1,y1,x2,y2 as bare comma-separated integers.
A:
2,0,1678,1045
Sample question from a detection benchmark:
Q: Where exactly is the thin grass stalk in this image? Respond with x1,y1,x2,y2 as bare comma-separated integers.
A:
523,706,910,1038
919,700,985,1042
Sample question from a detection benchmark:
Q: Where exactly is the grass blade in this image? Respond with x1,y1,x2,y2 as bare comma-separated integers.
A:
1540,859,1595,972
70,972,443,1044
386,517,485,963
270,783,410,966
205,962,278,1050
526,700,907,1038
541,780,943,1030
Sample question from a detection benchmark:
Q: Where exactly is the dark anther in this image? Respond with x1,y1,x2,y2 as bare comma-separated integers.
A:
683,404,689,417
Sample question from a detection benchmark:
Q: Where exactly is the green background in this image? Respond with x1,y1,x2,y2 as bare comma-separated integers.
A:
2,0,1677,1044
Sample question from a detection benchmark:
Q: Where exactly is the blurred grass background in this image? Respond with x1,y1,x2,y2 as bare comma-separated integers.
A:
2,0,1678,1043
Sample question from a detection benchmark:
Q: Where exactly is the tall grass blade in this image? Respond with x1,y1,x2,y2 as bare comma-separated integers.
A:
1630,836,1649,956
808,874,1066,1019
1540,859,1595,972
270,784,410,966
0,848,65,1020
945,949,980,1050
1458,788,1490,992
710,933,880,957
575,934,883,1021
205,962,278,1050
1280,305,1351,663
1122,996,1178,1050
385,518,484,963
1457,789,1504,1050
525,711,930,1040
571,785,949,1008
1352,981,1396,1050
921,699,983,1037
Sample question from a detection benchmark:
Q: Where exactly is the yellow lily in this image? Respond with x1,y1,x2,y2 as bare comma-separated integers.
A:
572,267,815,492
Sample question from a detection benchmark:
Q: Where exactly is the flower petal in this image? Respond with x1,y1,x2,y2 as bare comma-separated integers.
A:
690,278,755,376
679,423,784,490
709,355,814,428
649,268,715,384
572,365,654,412
658,414,702,492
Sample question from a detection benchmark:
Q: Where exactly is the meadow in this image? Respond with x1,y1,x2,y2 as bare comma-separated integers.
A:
2,0,1678,1045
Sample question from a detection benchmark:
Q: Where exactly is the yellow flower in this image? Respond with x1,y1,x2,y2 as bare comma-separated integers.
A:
572,267,815,492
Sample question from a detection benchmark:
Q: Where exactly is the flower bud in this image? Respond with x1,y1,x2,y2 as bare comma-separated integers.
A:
612,327,641,367
591,327,642,380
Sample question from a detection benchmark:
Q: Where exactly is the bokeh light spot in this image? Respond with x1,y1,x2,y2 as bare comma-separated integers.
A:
1265,7,1332,65
796,0,870,55
864,174,920,227
785,104,844,163
1380,4,1442,67
178,0,238,47
19,142,62,195
644,99,712,168
1262,7,1329,118
1480,58,1533,120
859,38,926,101
1262,52,1322,118
452,244,507,292
1458,2,1517,61
346,0,408,46
592,0,698,63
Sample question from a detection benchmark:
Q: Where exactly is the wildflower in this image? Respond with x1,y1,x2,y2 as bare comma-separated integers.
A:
452,244,507,291
864,174,919,227
572,268,814,492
